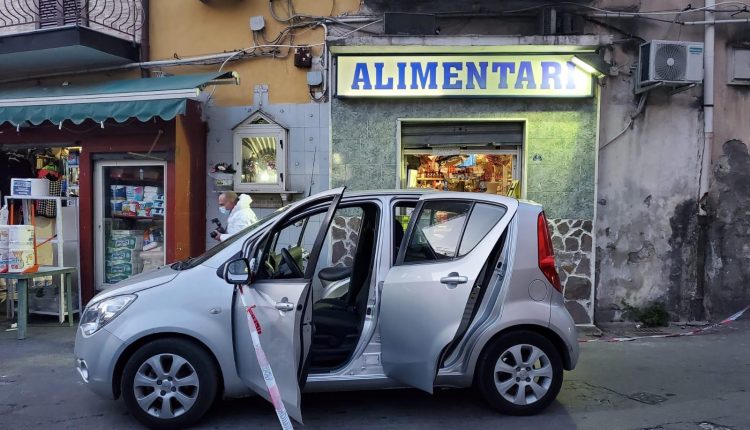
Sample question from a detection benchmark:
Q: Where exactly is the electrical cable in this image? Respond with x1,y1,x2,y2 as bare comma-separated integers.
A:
434,1,750,18
328,19,383,40
551,1,750,16
206,49,252,103
584,17,646,42
600,93,649,150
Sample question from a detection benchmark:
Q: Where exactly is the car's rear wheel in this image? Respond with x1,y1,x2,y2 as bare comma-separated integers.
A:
476,331,563,415
121,338,218,430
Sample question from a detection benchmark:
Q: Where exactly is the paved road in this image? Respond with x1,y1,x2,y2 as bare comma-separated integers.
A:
1,319,748,430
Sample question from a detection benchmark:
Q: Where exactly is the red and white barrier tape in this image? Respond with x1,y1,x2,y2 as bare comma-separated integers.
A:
238,287,295,430
580,305,750,343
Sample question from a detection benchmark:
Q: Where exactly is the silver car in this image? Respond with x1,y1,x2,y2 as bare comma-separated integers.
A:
74,188,579,429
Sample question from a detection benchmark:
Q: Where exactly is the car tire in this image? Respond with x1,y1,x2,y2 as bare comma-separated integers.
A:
121,338,219,430
476,331,563,416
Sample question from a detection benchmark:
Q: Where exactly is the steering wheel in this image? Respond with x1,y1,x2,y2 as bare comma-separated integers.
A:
281,248,305,278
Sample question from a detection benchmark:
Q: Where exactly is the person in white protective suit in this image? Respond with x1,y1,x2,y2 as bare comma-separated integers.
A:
214,191,258,241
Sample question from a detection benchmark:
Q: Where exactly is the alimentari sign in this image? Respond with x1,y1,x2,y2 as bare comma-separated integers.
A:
336,55,594,98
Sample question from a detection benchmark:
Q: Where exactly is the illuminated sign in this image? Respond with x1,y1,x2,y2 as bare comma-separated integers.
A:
335,55,594,98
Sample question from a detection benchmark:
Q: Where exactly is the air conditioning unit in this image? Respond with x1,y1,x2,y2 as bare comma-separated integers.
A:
638,40,704,86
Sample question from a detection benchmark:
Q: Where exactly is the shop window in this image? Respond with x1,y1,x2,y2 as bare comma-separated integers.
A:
233,112,287,193
400,121,523,197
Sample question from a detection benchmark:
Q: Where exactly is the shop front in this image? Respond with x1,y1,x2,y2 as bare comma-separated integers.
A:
0,72,236,308
329,44,603,324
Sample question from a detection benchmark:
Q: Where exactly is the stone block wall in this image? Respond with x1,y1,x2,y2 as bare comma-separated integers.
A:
550,218,594,324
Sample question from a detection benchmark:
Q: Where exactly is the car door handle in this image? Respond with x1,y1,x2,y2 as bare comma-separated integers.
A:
440,272,468,286
275,302,295,312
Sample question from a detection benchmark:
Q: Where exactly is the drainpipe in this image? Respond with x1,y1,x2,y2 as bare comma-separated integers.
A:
695,0,714,321
699,0,714,214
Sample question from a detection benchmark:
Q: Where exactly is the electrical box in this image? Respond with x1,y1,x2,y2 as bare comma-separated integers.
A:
250,15,265,31
729,47,750,85
294,47,312,68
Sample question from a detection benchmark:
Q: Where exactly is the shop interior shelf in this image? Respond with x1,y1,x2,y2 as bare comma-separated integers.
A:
7,195,79,201
112,214,164,220
108,178,163,184
417,177,445,181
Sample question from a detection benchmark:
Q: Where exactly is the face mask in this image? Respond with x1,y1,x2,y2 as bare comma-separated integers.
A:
219,206,229,215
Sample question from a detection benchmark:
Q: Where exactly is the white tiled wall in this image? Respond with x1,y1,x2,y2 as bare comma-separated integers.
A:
204,102,330,251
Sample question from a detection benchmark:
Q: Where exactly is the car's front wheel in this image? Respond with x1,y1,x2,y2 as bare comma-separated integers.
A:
476,331,563,415
121,338,219,430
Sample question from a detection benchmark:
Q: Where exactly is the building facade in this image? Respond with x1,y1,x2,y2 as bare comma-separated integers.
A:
1,0,748,324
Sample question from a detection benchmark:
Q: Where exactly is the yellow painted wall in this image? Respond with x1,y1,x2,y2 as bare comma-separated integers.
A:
149,0,361,106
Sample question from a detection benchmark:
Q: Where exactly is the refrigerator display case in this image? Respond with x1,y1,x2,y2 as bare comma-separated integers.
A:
94,161,167,289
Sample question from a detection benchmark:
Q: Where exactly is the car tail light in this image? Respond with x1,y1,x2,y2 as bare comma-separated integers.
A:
537,211,562,293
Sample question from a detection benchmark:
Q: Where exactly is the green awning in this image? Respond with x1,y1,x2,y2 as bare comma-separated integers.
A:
0,71,238,126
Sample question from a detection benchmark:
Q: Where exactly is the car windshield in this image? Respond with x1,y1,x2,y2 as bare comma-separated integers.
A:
172,205,290,270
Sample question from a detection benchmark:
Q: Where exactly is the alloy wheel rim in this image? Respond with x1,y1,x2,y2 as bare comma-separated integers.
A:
134,353,200,419
493,344,553,405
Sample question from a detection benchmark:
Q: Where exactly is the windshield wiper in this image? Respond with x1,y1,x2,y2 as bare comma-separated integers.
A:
172,257,195,271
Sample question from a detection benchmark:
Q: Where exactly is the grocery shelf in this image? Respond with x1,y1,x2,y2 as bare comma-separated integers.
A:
112,214,164,220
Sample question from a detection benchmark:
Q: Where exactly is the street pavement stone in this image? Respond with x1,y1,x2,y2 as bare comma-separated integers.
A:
0,316,748,430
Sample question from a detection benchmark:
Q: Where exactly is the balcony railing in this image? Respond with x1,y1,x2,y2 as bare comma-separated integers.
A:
0,0,145,41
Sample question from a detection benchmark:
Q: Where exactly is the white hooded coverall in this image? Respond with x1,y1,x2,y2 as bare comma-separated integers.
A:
219,194,258,241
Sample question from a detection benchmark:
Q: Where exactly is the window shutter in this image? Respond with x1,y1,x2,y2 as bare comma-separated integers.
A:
401,122,524,149
38,0,84,28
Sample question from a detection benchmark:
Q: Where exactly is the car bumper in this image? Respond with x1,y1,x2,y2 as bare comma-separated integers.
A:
550,303,580,370
74,326,126,400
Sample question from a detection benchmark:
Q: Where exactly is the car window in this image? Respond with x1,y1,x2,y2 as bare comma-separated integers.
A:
404,201,471,263
262,210,326,279
176,207,288,270
393,202,416,262
458,203,506,256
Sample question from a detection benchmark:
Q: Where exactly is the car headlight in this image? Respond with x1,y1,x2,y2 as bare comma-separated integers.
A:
79,295,136,337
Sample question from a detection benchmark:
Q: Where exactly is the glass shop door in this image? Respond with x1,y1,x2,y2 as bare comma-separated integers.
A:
94,160,167,290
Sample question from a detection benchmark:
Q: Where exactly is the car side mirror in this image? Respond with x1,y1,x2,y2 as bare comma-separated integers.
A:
223,257,252,285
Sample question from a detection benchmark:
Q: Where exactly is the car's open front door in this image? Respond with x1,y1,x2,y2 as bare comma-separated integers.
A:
379,193,518,393
231,188,344,423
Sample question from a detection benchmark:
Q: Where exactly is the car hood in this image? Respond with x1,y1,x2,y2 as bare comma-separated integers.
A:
88,265,180,305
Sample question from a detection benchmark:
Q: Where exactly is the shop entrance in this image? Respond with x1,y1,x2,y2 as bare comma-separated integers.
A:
399,121,523,197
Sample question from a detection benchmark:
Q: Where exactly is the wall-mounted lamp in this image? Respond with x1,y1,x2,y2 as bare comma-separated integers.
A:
571,54,608,78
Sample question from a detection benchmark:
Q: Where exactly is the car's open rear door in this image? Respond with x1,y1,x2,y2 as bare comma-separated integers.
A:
379,193,517,392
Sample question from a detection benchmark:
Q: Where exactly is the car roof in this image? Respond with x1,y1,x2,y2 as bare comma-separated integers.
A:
342,189,431,198
339,189,532,208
